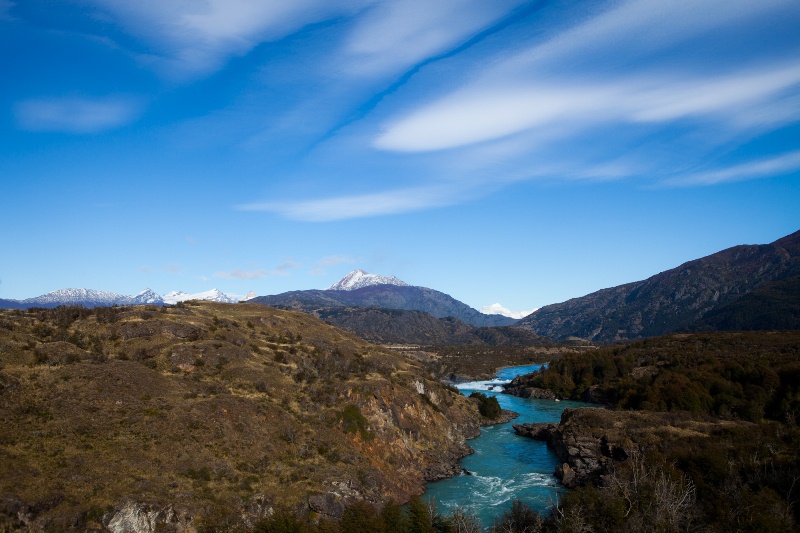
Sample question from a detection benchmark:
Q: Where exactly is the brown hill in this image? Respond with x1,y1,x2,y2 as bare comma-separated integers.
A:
0,302,483,531
310,306,555,346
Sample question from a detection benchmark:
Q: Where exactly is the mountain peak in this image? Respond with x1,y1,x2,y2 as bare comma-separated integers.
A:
328,269,410,291
479,303,537,320
23,288,125,306
131,288,164,305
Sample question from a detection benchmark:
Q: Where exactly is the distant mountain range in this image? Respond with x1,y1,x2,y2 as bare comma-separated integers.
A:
517,230,800,342
5,230,798,343
310,306,553,346
0,288,241,309
251,270,516,328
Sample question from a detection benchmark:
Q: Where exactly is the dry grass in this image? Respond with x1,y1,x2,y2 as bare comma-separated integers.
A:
0,302,482,529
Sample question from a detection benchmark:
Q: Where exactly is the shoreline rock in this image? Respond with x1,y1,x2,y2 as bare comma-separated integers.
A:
513,408,750,489
501,375,558,400
480,408,519,426
512,422,555,440
513,408,633,488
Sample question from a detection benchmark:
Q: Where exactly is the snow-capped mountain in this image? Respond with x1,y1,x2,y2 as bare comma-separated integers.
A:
242,291,257,301
479,303,537,320
130,288,164,305
328,269,410,291
22,288,130,307
162,289,237,305
0,287,239,309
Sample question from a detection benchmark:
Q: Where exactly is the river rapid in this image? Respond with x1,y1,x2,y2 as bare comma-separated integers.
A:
424,365,588,528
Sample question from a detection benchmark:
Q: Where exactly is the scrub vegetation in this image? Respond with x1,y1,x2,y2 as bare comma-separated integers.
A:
0,302,483,531
510,331,800,531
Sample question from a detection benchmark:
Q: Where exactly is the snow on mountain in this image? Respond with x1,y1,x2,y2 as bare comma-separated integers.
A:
242,291,257,301
479,303,537,320
23,288,129,306
162,289,237,305
130,288,164,305
328,269,410,291
162,291,189,304
2,287,239,309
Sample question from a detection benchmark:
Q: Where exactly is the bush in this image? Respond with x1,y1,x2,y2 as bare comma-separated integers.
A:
339,404,374,441
469,392,502,419
489,499,543,533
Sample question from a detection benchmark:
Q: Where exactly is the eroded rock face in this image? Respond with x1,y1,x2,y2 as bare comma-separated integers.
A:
103,501,190,533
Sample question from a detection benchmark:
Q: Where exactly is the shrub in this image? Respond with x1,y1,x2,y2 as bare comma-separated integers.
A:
339,404,373,441
469,392,502,419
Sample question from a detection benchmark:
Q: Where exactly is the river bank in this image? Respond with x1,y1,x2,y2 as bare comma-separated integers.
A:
424,364,590,528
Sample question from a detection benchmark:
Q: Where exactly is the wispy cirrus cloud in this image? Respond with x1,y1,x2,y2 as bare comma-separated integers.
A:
374,62,800,152
342,0,524,76
238,0,800,221
14,96,142,133
663,151,800,187
237,184,469,221
308,0,800,217
84,0,368,77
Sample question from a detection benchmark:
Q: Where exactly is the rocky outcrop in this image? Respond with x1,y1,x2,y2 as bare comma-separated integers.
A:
513,409,632,488
502,375,557,400
103,502,191,533
482,409,519,426
512,422,555,440
514,408,751,489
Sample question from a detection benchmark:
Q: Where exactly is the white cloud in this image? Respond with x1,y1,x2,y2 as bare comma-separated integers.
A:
237,184,467,221
372,0,800,153
85,0,368,77
663,151,800,187
509,0,793,71
14,96,142,134
629,64,800,123
374,62,800,153
342,0,523,76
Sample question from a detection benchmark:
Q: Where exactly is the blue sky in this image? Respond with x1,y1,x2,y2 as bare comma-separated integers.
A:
1,0,799,311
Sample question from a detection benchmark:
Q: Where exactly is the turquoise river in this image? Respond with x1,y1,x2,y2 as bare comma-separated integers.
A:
423,365,588,528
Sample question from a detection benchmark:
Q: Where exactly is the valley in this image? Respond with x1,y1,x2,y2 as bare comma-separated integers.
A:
1,230,799,532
